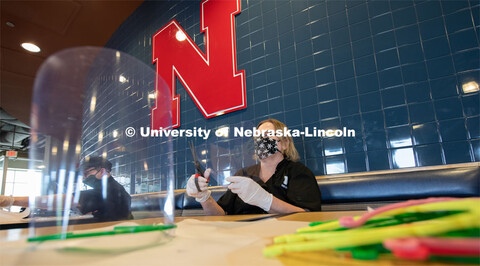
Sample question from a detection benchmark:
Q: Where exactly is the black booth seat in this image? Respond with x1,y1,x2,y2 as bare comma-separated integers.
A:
131,163,480,216
316,164,479,211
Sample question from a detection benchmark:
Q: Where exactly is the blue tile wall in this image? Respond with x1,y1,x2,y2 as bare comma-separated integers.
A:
104,0,480,191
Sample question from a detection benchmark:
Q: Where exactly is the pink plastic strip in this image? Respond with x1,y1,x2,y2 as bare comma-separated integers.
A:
338,197,458,228
384,237,480,259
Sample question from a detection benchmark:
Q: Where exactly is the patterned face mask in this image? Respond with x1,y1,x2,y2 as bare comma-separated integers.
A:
254,136,279,159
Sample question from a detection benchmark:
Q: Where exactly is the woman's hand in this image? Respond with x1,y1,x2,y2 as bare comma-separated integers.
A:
186,168,212,202
226,176,273,211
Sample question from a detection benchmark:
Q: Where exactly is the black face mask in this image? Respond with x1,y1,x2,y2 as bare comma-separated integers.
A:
254,136,279,159
83,170,102,189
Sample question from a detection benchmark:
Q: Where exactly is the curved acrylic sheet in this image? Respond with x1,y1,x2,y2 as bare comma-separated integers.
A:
28,47,174,239
185,120,259,187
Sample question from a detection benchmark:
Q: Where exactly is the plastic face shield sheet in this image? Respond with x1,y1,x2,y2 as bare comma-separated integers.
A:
185,120,260,190
28,47,174,238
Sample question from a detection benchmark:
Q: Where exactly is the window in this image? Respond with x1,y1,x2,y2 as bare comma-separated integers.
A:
4,169,42,197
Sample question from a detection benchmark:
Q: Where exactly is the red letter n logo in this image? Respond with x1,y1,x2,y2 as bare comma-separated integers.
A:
152,0,246,129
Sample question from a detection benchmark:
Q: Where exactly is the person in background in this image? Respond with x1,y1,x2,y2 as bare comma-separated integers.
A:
187,119,322,215
0,157,133,221
77,156,133,220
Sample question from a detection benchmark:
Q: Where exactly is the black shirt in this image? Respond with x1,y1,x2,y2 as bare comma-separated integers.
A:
217,159,322,215
78,176,133,221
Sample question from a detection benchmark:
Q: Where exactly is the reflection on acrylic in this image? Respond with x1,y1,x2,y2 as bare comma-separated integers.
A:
326,157,345,174
389,137,412,148
392,148,416,168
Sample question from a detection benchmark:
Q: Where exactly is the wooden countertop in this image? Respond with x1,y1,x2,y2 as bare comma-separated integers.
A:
0,211,361,241
0,211,459,265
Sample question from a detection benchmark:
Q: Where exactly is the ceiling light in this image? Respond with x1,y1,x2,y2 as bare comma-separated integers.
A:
51,146,58,156
21,43,41,53
119,75,127,83
176,30,187,41
462,81,479,94
63,140,69,151
215,126,229,137
90,96,96,113
75,143,82,154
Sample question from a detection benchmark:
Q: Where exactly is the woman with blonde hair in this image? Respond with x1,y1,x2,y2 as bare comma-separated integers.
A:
187,119,322,215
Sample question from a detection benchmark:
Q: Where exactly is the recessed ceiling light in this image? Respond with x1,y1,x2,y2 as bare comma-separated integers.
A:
175,30,187,41
119,75,127,83
6,22,15,27
21,43,41,53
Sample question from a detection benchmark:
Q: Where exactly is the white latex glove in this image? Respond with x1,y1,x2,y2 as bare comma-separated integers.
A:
0,195,14,207
226,176,273,212
186,168,212,202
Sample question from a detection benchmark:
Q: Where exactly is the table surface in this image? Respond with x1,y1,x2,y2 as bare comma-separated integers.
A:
0,211,363,241
0,211,461,265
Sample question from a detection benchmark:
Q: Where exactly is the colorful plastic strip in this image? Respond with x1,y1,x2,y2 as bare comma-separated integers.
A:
383,237,480,260
263,200,480,257
339,197,458,228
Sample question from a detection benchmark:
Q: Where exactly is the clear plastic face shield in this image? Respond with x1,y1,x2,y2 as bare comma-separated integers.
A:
25,47,175,250
184,120,287,191
189,121,259,188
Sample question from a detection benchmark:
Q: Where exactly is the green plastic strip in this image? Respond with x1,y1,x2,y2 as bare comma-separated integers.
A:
28,224,177,242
